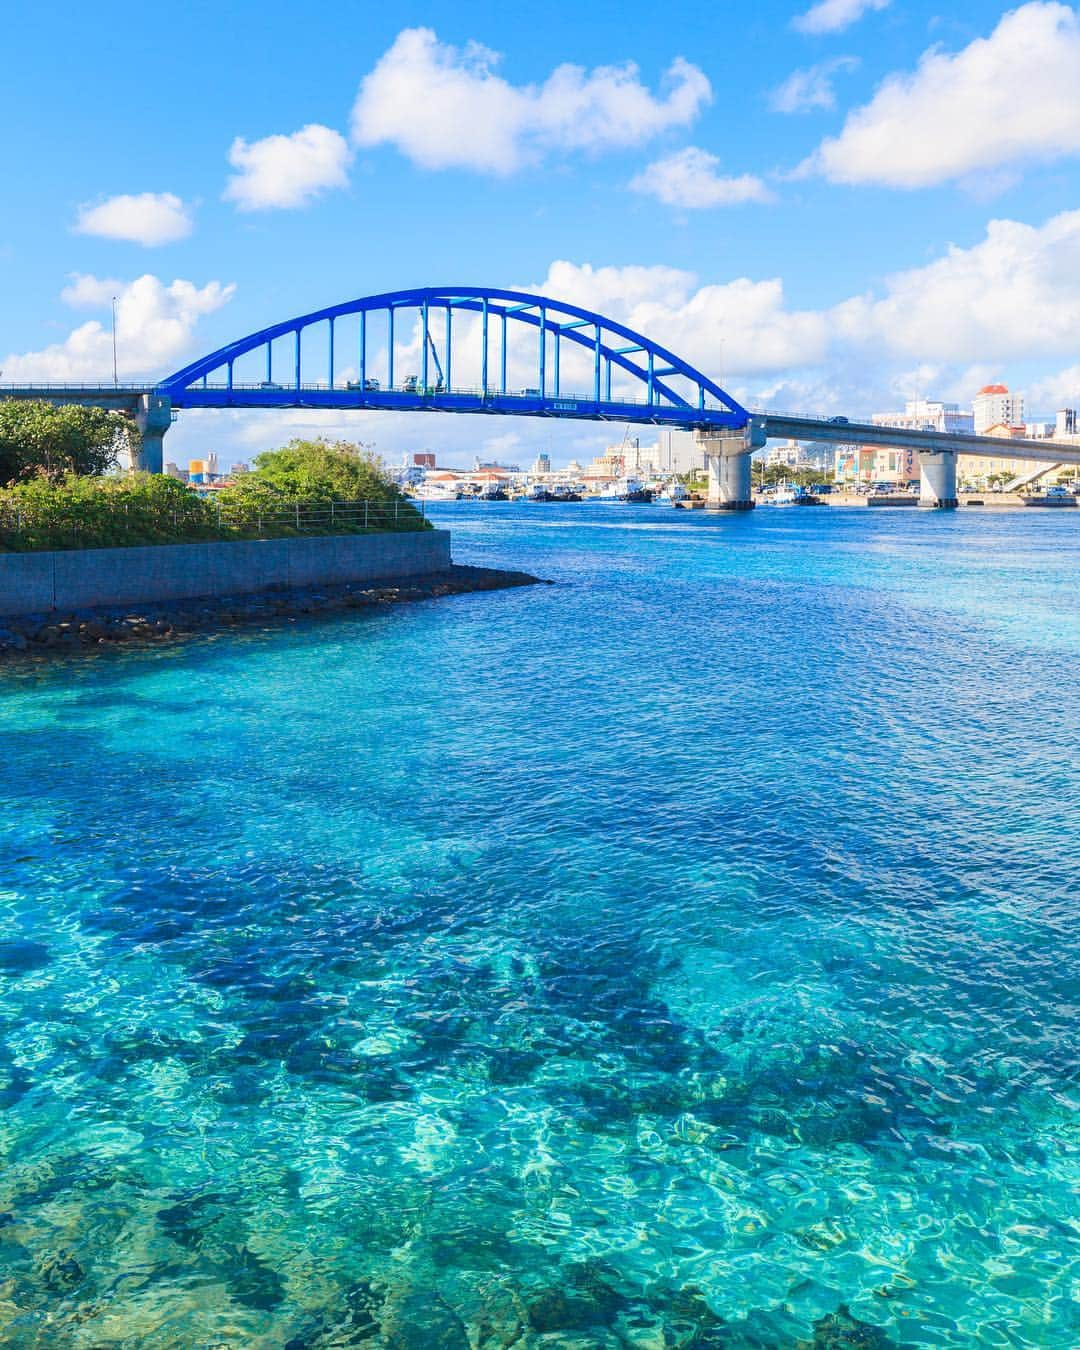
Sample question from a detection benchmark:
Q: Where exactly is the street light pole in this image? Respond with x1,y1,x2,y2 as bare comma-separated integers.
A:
111,296,119,388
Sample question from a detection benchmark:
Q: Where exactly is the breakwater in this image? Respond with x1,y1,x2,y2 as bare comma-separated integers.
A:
0,564,541,657
0,529,451,617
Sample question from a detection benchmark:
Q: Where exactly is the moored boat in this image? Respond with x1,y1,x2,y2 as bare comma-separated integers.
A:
616,477,654,503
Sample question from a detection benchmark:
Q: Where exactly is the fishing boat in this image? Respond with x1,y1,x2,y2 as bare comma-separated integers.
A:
616,477,654,503
761,486,798,506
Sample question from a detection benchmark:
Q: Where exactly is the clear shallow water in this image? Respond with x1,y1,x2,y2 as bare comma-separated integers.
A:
0,503,1077,1348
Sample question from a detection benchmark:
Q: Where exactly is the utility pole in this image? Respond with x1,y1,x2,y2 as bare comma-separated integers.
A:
111,296,119,388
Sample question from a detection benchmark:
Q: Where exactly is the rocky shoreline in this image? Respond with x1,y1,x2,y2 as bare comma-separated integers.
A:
0,565,546,660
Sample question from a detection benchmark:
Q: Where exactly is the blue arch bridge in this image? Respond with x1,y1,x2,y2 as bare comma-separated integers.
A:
4,286,1078,508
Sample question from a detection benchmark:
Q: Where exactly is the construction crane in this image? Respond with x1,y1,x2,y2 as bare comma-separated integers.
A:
403,331,446,394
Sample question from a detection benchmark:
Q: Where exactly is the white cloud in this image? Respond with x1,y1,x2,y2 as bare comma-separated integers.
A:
224,124,352,210
834,209,1080,360
350,27,711,173
794,0,889,36
629,147,773,208
60,274,125,307
536,260,828,376
805,2,1080,188
1030,362,1080,407
2,274,235,381
770,57,858,113
531,208,1080,400
74,192,193,246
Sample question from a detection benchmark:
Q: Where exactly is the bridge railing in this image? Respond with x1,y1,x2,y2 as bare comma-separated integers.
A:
174,380,736,413
0,497,428,553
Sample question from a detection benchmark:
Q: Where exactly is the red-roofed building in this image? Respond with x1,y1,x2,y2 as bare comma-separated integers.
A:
974,384,1024,434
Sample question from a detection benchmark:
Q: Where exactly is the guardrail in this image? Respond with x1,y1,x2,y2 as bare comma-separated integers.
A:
0,383,151,393
0,497,427,553
175,381,738,411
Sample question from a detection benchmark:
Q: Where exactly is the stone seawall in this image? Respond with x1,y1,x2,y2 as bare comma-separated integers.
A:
0,530,451,617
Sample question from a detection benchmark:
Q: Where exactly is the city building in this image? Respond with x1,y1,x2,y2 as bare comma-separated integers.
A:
188,454,220,485
958,424,1037,486
531,452,551,475
872,399,974,435
763,440,809,469
585,434,705,483
833,445,918,487
973,384,1024,435
474,457,522,473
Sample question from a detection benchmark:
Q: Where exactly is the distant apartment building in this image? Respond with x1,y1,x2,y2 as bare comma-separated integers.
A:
973,384,1024,434
531,452,552,475
582,433,705,481
764,439,809,469
586,447,627,482
872,398,974,435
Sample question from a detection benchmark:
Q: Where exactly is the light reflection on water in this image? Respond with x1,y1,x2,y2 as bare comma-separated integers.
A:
0,503,1076,1346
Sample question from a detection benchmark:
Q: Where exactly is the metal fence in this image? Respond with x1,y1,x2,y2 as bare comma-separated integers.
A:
0,497,428,552
194,497,427,533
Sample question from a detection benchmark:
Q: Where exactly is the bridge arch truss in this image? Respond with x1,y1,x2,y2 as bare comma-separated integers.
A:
158,286,749,433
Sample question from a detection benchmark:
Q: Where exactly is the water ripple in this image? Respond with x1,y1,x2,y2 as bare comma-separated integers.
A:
0,504,1076,1346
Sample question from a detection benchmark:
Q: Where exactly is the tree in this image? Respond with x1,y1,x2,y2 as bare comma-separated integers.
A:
215,438,426,529
227,438,400,503
755,461,832,489
0,400,138,485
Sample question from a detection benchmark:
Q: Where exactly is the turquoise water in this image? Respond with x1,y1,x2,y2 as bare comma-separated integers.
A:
0,503,1077,1347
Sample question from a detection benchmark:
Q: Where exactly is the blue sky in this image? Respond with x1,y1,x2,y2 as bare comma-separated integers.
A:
3,0,1079,466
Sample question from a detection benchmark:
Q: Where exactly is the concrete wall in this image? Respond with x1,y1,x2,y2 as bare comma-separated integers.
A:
0,530,451,616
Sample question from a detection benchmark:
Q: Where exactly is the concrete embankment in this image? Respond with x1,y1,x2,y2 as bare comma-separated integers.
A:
0,529,452,617
0,564,545,658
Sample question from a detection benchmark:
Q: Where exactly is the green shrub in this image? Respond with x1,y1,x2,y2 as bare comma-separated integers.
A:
0,473,216,551
0,440,428,552
217,438,427,531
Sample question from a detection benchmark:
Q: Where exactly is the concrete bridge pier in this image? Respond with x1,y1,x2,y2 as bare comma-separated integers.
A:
919,449,959,509
133,394,173,473
696,430,756,510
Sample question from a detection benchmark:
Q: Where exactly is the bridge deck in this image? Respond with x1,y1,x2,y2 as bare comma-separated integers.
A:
2,385,1078,465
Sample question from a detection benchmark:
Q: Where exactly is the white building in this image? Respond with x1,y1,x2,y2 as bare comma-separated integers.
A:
873,399,974,435
1056,409,1078,440
973,384,1024,435
628,434,706,476
764,440,809,469
531,452,551,475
